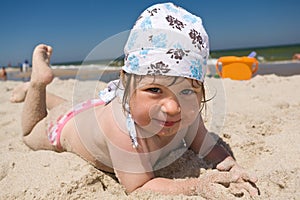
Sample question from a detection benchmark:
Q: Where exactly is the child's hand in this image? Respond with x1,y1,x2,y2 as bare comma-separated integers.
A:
216,156,260,197
195,170,241,199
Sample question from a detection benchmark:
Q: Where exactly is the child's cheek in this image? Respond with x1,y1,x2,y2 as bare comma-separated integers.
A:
130,103,152,127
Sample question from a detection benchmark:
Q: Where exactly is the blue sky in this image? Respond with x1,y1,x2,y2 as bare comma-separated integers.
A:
1,0,300,66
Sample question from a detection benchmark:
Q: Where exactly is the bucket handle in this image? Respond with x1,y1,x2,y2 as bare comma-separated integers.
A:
252,59,259,74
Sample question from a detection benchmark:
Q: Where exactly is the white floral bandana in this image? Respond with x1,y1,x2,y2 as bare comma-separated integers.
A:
122,2,209,82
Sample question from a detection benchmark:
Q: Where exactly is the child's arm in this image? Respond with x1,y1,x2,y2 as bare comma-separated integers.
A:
187,115,231,165
107,122,245,197
187,116,241,167
115,168,253,197
186,116,259,195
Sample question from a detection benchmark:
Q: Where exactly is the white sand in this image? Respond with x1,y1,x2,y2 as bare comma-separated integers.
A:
0,74,299,199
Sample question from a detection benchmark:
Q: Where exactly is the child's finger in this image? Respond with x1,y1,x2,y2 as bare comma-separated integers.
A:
204,171,239,184
216,157,236,171
239,171,258,183
230,168,258,184
229,182,260,197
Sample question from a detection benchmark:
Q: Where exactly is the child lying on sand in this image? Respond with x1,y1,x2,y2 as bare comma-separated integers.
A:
11,2,259,198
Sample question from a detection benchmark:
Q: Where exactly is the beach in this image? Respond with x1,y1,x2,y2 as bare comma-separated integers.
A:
0,65,300,199
5,59,300,82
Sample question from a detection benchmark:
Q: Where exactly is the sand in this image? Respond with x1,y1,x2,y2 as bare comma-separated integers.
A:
0,74,300,199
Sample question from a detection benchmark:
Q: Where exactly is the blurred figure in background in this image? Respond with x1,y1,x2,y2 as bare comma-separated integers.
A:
0,67,7,81
22,60,30,72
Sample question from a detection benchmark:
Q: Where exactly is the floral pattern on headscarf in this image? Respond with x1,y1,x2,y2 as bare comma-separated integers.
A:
122,2,209,82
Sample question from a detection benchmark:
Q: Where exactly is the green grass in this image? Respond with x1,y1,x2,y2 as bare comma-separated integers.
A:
50,44,300,67
210,44,300,61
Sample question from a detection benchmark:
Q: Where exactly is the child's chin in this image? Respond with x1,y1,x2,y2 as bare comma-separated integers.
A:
156,130,177,137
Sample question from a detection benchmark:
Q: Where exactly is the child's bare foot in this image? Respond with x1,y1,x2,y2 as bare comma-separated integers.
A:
30,44,54,85
10,82,30,103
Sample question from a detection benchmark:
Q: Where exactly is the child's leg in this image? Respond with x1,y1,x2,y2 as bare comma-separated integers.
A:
10,82,67,109
10,82,30,103
21,44,53,136
21,44,58,151
46,92,67,110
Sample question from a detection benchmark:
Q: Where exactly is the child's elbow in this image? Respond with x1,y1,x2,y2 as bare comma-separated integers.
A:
120,178,150,194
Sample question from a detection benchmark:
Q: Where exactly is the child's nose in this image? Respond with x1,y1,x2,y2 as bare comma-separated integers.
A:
161,98,181,115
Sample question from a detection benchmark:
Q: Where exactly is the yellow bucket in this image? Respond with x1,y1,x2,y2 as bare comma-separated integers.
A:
216,56,258,80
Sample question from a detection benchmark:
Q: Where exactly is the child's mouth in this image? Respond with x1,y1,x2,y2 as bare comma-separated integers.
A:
155,119,181,127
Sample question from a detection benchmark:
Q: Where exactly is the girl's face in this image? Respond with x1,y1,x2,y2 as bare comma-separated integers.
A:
129,76,203,137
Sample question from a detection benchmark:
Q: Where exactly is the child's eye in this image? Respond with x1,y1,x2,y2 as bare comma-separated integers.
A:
180,89,195,95
146,87,162,93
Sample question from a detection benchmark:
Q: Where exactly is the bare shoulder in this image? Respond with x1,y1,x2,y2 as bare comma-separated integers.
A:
96,101,134,151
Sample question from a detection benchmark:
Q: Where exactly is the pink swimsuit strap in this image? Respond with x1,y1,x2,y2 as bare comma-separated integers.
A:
49,99,104,150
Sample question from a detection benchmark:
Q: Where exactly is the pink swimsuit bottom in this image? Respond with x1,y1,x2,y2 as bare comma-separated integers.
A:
47,99,105,150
